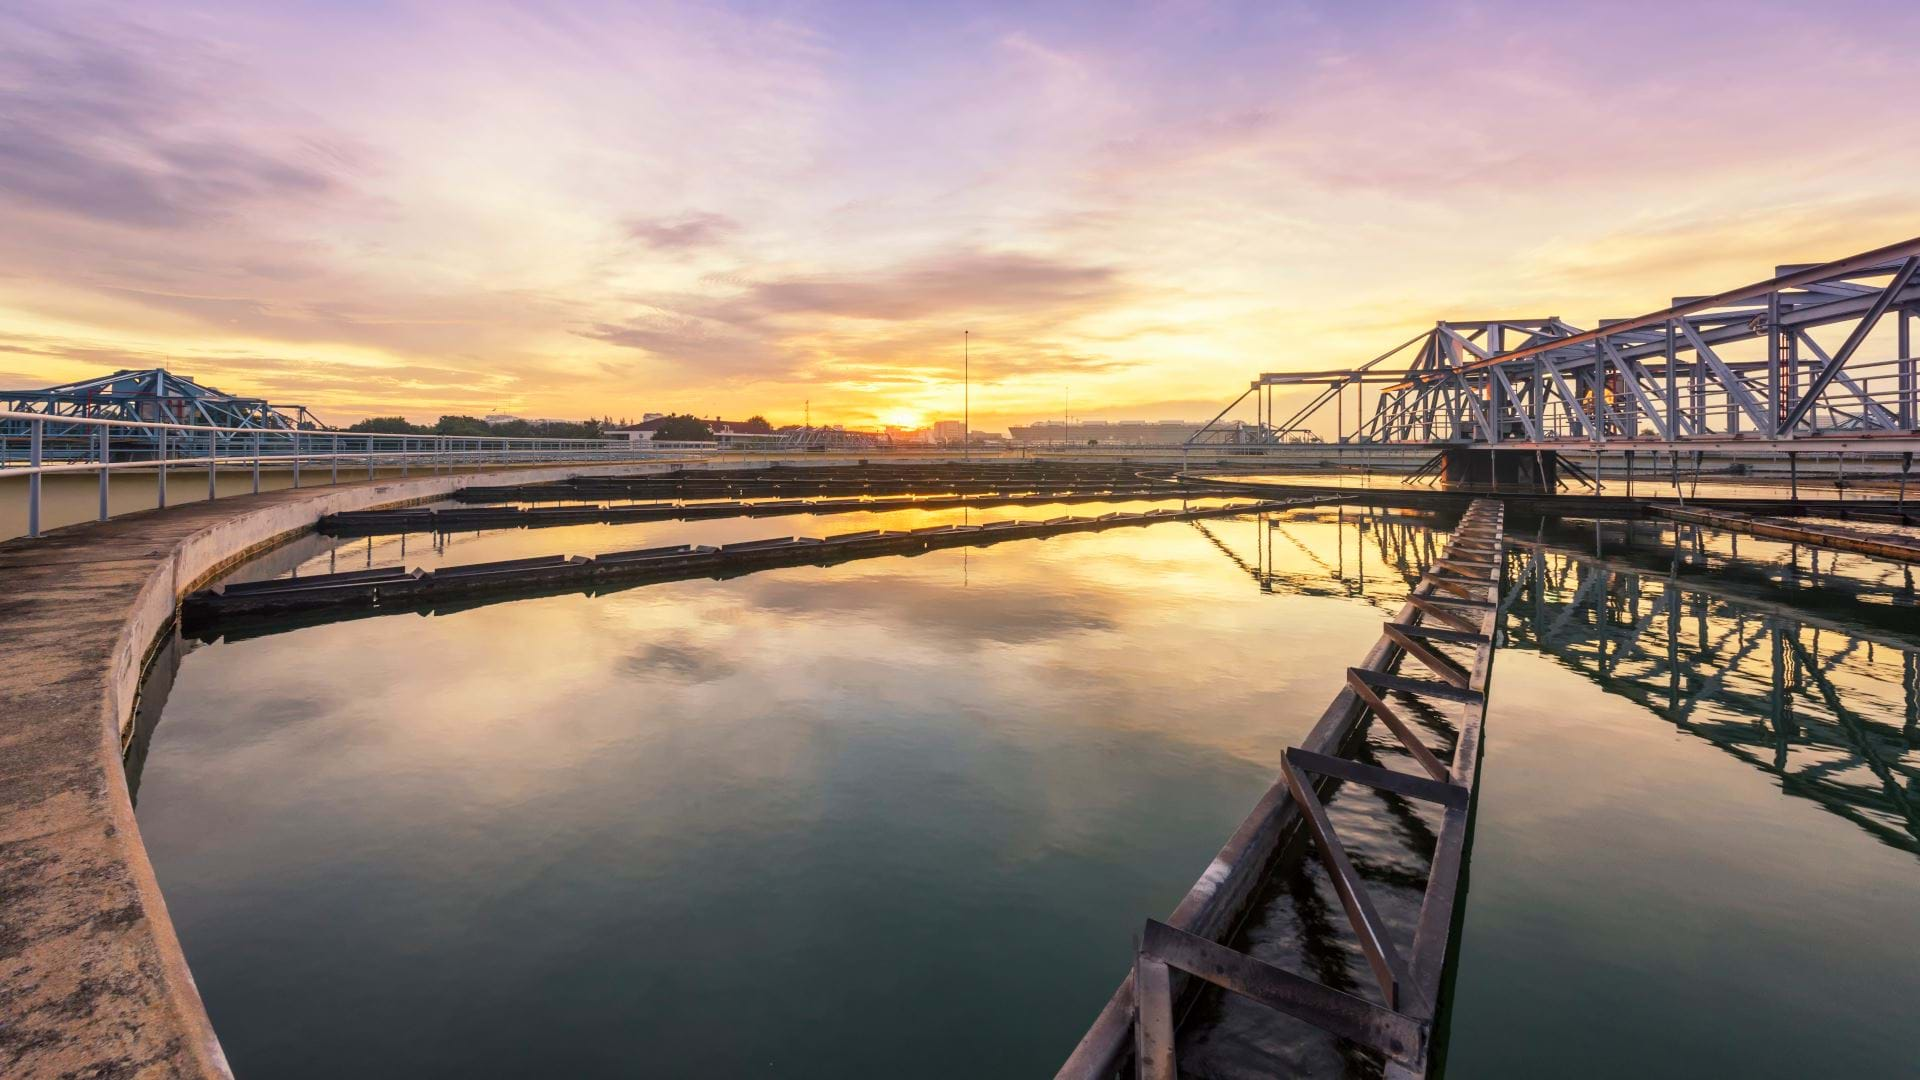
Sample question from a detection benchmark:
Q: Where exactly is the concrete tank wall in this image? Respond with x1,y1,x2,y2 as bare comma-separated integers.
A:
0,455,893,1079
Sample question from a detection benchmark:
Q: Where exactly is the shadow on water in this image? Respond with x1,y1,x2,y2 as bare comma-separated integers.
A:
125,533,338,802
124,628,190,808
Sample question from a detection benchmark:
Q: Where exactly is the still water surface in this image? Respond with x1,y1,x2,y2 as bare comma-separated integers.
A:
133,507,1920,1077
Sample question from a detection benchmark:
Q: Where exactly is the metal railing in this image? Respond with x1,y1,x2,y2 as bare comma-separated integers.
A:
0,409,709,539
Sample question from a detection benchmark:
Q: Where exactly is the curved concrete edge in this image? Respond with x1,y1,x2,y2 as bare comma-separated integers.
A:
0,456,828,1079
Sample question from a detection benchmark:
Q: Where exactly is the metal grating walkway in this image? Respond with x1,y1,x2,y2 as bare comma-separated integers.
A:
1062,499,1506,1078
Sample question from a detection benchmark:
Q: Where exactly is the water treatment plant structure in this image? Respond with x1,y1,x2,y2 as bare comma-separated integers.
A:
4,238,1920,1078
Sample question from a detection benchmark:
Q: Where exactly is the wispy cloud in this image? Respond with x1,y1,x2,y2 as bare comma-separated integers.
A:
623,212,739,252
0,9,357,229
743,250,1124,322
579,248,1137,393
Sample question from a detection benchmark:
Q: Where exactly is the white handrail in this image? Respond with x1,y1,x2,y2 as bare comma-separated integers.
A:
0,408,705,538
0,407,630,441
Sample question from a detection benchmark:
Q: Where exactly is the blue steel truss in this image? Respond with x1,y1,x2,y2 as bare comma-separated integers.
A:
1,368,319,445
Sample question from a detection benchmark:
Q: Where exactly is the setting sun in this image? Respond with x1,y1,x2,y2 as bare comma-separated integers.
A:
876,408,932,430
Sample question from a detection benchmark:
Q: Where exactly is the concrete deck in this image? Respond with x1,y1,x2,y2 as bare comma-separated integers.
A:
0,459,754,1078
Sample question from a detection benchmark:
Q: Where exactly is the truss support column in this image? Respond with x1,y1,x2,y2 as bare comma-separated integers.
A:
1785,329,1800,434
1768,292,1785,434
1901,306,1915,430
1664,321,1680,433
1487,368,1503,446
1531,358,1545,437
96,424,109,522
1617,342,1638,439
26,418,41,538
1691,328,1707,434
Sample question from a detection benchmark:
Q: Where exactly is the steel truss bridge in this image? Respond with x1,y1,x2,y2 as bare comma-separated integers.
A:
1198,237,1920,455
1,368,319,442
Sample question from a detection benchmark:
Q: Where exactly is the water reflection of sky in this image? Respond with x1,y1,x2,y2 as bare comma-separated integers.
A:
236,497,1240,582
142,512,1410,1077
136,506,1920,1078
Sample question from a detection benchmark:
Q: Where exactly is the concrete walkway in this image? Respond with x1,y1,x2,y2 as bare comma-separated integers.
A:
0,461,723,1078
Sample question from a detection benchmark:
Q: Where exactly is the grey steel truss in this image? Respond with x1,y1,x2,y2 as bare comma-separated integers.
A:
1202,237,1920,453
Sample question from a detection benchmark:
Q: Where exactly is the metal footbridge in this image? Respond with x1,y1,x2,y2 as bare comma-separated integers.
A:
1061,502,1505,1078
1196,237,1920,457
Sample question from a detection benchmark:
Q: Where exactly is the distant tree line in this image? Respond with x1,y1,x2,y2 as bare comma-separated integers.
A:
342,415,606,439
338,412,777,441
646,414,775,440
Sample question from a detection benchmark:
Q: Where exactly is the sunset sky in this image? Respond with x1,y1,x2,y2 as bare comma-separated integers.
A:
2,1,1916,432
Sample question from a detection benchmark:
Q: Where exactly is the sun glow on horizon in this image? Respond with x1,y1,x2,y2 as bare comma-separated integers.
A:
875,407,933,430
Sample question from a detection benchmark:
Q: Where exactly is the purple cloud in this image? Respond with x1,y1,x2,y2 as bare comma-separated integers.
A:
579,248,1135,380
623,212,739,251
0,9,351,229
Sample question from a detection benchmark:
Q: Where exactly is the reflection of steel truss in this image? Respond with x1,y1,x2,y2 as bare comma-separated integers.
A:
1197,237,1920,452
1200,507,1447,608
1230,507,1920,854
1500,543,1920,854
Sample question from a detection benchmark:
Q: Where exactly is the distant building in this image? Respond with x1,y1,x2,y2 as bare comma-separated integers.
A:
1007,419,1248,445
930,419,966,443
484,414,573,427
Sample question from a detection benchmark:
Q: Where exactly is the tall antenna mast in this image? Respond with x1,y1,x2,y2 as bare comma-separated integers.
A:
964,330,970,462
